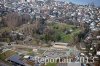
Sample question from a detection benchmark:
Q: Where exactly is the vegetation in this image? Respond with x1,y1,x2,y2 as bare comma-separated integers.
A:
0,50,16,60
46,63,56,66
0,11,81,44
38,23,81,43
3,12,31,29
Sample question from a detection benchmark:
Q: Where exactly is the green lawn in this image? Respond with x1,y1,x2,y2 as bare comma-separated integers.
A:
0,50,16,60
62,28,81,43
39,23,81,43
52,23,75,29
46,23,81,43
46,63,57,66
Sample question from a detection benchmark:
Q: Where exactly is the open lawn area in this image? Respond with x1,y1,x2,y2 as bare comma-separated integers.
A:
46,63,56,66
0,50,16,60
49,23,81,43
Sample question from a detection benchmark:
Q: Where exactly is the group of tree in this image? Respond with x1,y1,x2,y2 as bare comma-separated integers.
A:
3,12,31,29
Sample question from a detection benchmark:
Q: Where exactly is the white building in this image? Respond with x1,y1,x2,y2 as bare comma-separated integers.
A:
52,42,68,49
97,51,100,56
20,0,24,3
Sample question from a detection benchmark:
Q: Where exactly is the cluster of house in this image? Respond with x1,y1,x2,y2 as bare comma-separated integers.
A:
0,0,100,31
0,0,100,66
0,0,100,22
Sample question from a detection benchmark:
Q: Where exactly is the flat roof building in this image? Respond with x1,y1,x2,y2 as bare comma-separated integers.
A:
52,42,68,49
8,55,25,66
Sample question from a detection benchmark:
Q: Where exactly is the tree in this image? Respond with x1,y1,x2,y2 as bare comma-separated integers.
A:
4,12,31,29
7,37,10,42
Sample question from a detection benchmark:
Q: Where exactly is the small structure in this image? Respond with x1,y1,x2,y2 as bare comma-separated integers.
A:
24,55,30,59
97,36,100,39
33,48,38,52
52,42,68,49
80,43,86,50
97,51,100,56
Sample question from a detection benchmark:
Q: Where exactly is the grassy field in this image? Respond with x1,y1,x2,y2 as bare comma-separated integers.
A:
46,63,56,66
50,23,81,43
0,50,16,60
